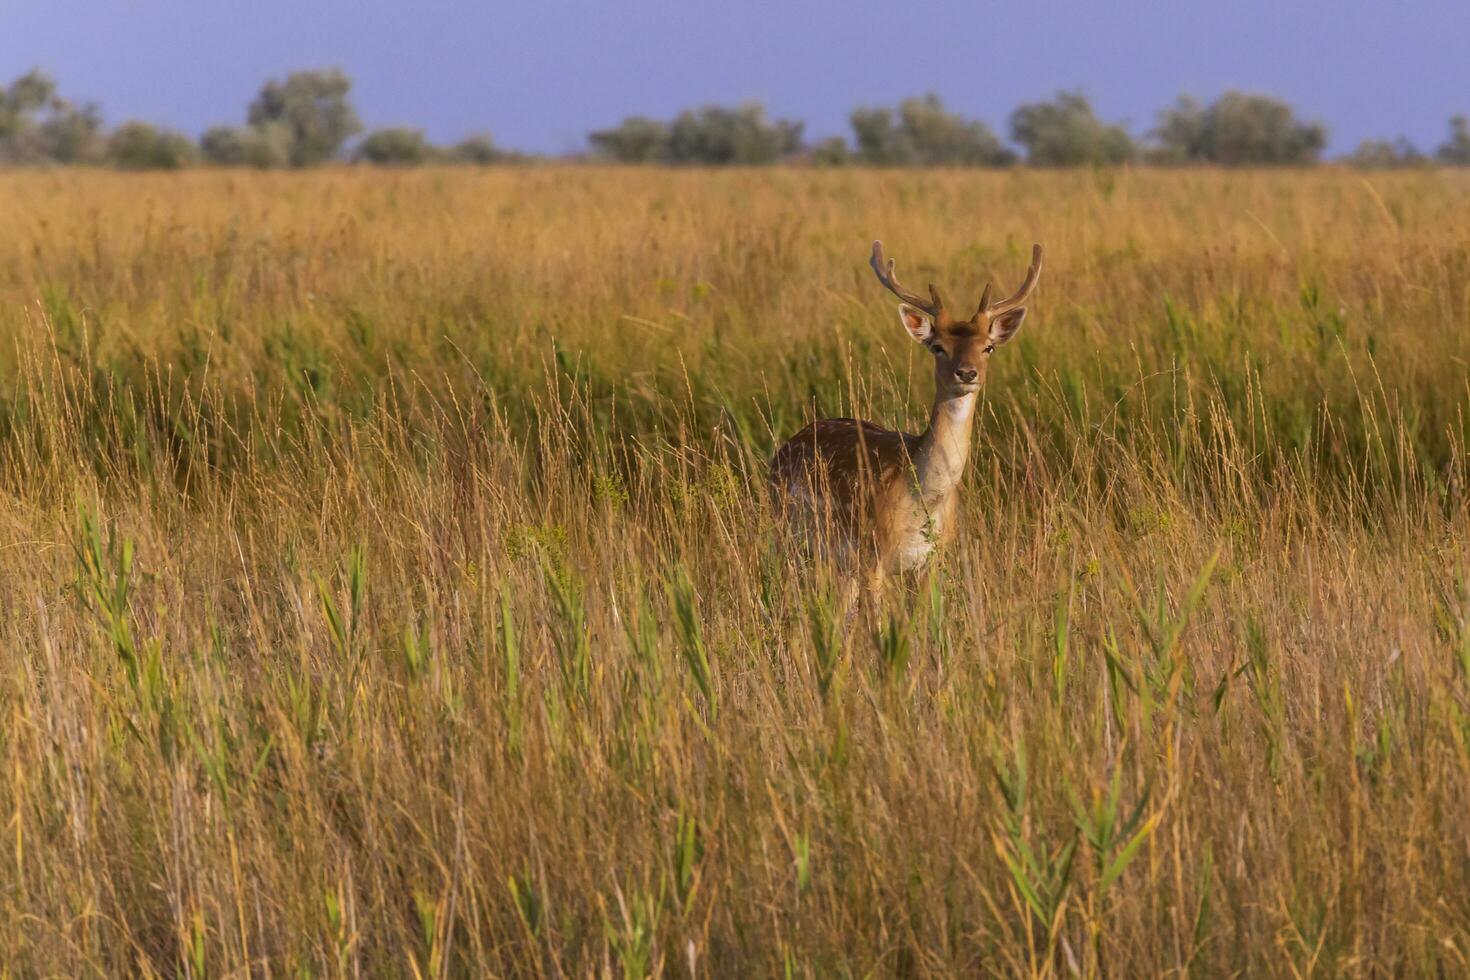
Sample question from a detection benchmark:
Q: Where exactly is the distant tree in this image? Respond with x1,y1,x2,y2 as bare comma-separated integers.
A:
448,133,506,164
0,72,55,163
246,68,361,167
1149,96,1207,164
665,103,802,165
0,70,55,140
1152,93,1326,165
850,94,1012,166
355,127,431,166
849,106,906,164
1010,91,1133,166
0,70,104,164
589,116,669,162
901,94,1014,166
200,126,250,165
1343,138,1423,169
107,121,197,170
6,70,55,114
244,122,295,168
199,123,292,168
808,136,851,166
1436,115,1470,165
40,102,105,164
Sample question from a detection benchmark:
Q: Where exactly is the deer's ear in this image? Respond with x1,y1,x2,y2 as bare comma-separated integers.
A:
897,303,934,343
988,307,1027,347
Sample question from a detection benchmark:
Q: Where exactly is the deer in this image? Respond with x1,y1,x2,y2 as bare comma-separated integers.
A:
769,240,1042,601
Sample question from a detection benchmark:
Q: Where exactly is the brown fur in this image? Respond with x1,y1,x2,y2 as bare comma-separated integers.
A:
768,241,1042,589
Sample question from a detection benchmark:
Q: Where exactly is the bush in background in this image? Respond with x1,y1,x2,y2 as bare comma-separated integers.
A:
590,103,801,165
850,94,1014,166
1153,92,1326,165
355,127,431,166
1010,90,1134,166
1343,137,1425,169
243,68,362,168
666,103,803,165
448,133,509,164
589,116,671,163
106,121,198,170
0,70,104,165
1436,115,1470,165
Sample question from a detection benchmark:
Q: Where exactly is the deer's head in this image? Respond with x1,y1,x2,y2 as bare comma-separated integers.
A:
870,241,1042,398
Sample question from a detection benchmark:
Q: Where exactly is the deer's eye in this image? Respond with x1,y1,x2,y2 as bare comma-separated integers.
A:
926,339,948,356
982,344,995,355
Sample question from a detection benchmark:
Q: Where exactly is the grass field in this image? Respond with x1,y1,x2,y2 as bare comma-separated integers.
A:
2,166,1470,976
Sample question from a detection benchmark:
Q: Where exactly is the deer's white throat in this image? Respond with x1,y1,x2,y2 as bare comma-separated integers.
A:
939,392,976,423
915,391,977,502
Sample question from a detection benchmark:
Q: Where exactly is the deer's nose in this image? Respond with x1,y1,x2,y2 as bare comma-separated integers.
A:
954,366,979,384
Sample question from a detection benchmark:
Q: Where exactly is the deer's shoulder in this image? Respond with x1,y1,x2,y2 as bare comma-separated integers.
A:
771,418,917,478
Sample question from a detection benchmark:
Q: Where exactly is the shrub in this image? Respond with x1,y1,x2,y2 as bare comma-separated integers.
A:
200,126,250,166
0,70,104,165
1153,93,1326,165
199,123,292,168
1436,115,1470,165
1010,91,1134,166
448,133,505,165
589,116,669,163
1343,138,1424,169
107,121,197,170
807,136,851,166
245,68,361,167
666,103,802,165
355,127,431,166
851,94,1013,166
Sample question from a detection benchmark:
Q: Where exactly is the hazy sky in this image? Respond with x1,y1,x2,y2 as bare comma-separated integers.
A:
2,0,1466,156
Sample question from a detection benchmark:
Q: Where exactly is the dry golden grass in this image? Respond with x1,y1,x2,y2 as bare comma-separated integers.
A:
1,166,1469,976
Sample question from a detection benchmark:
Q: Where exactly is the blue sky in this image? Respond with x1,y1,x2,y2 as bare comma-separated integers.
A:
2,0,1466,156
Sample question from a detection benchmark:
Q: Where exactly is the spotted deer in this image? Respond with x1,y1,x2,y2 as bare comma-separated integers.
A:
769,240,1042,594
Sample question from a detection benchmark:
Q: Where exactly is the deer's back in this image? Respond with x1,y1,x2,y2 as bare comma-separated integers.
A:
769,418,918,548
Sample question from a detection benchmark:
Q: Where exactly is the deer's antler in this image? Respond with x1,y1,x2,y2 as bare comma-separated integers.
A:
974,244,1043,320
871,241,944,317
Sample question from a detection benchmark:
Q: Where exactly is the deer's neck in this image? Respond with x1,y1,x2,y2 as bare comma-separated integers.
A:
914,390,977,503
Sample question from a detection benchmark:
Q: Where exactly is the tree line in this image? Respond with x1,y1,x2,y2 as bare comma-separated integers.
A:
3,67,1469,170
0,68,516,170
